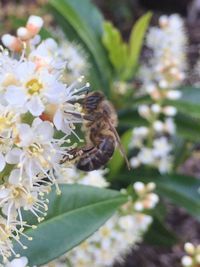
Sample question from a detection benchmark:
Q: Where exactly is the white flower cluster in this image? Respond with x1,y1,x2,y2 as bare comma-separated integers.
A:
64,181,158,267
59,40,88,82
0,15,89,262
181,243,200,267
44,177,158,267
130,14,187,173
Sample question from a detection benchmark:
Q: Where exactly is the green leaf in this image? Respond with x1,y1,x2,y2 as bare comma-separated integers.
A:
173,100,200,119
48,0,112,93
172,137,189,170
108,129,132,178
102,22,128,75
124,12,152,79
144,217,177,247
168,86,200,119
175,112,200,141
179,86,200,104
156,174,200,221
12,185,127,266
118,108,148,130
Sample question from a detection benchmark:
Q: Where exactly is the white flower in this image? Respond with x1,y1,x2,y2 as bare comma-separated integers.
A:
130,157,140,168
0,169,49,225
52,80,89,135
129,127,149,148
0,217,30,262
140,14,187,88
164,117,176,134
29,38,65,72
138,105,150,119
80,170,109,187
5,61,65,116
6,119,60,181
181,256,193,267
157,156,172,173
5,257,28,267
152,137,172,158
59,41,87,78
138,148,154,164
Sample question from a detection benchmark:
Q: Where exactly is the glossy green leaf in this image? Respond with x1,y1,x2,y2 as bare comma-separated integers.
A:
168,86,200,119
145,217,177,247
12,185,127,266
179,86,200,104
124,12,152,79
102,22,128,74
156,174,200,220
49,0,112,92
175,113,200,141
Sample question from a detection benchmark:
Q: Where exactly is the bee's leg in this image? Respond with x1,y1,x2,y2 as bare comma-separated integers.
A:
60,148,83,164
83,113,102,121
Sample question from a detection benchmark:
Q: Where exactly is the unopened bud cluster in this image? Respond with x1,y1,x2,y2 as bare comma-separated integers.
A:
181,243,200,267
0,15,89,262
133,182,159,211
130,14,187,173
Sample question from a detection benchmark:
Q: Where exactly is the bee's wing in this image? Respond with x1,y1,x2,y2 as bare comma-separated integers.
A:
106,118,131,170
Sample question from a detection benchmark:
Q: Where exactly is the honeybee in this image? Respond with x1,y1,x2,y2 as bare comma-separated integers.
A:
63,91,130,171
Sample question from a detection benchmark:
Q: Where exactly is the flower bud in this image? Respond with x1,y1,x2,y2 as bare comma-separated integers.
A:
17,27,31,41
26,15,44,36
184,243,195,255
153,120,164,132
1,34,22,52
138,105,150,119
195,254,200,264
181,256,193,267
133,182,145,193
151,104,161,114
130,157,140,168
166,90,182,100
163,106,177,116
159,15,169,28
134,201,144,211
146,182,156,191
159,80,168,89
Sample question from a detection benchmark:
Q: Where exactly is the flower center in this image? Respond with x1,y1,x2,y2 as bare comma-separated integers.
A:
26,79,43,95
12,187,24,199
0,117,8,132
0,112,15,133
27,143,50,168
28,143,44,155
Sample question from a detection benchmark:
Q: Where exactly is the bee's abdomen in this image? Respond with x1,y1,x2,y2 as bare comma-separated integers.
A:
76,136,115,171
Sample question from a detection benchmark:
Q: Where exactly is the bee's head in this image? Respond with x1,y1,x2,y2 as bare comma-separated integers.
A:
84,91,105,111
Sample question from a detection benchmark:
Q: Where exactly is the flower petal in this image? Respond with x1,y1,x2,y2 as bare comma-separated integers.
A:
6,148,22,164
0,153,5,171
5,86,27,106
27,95,44,116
